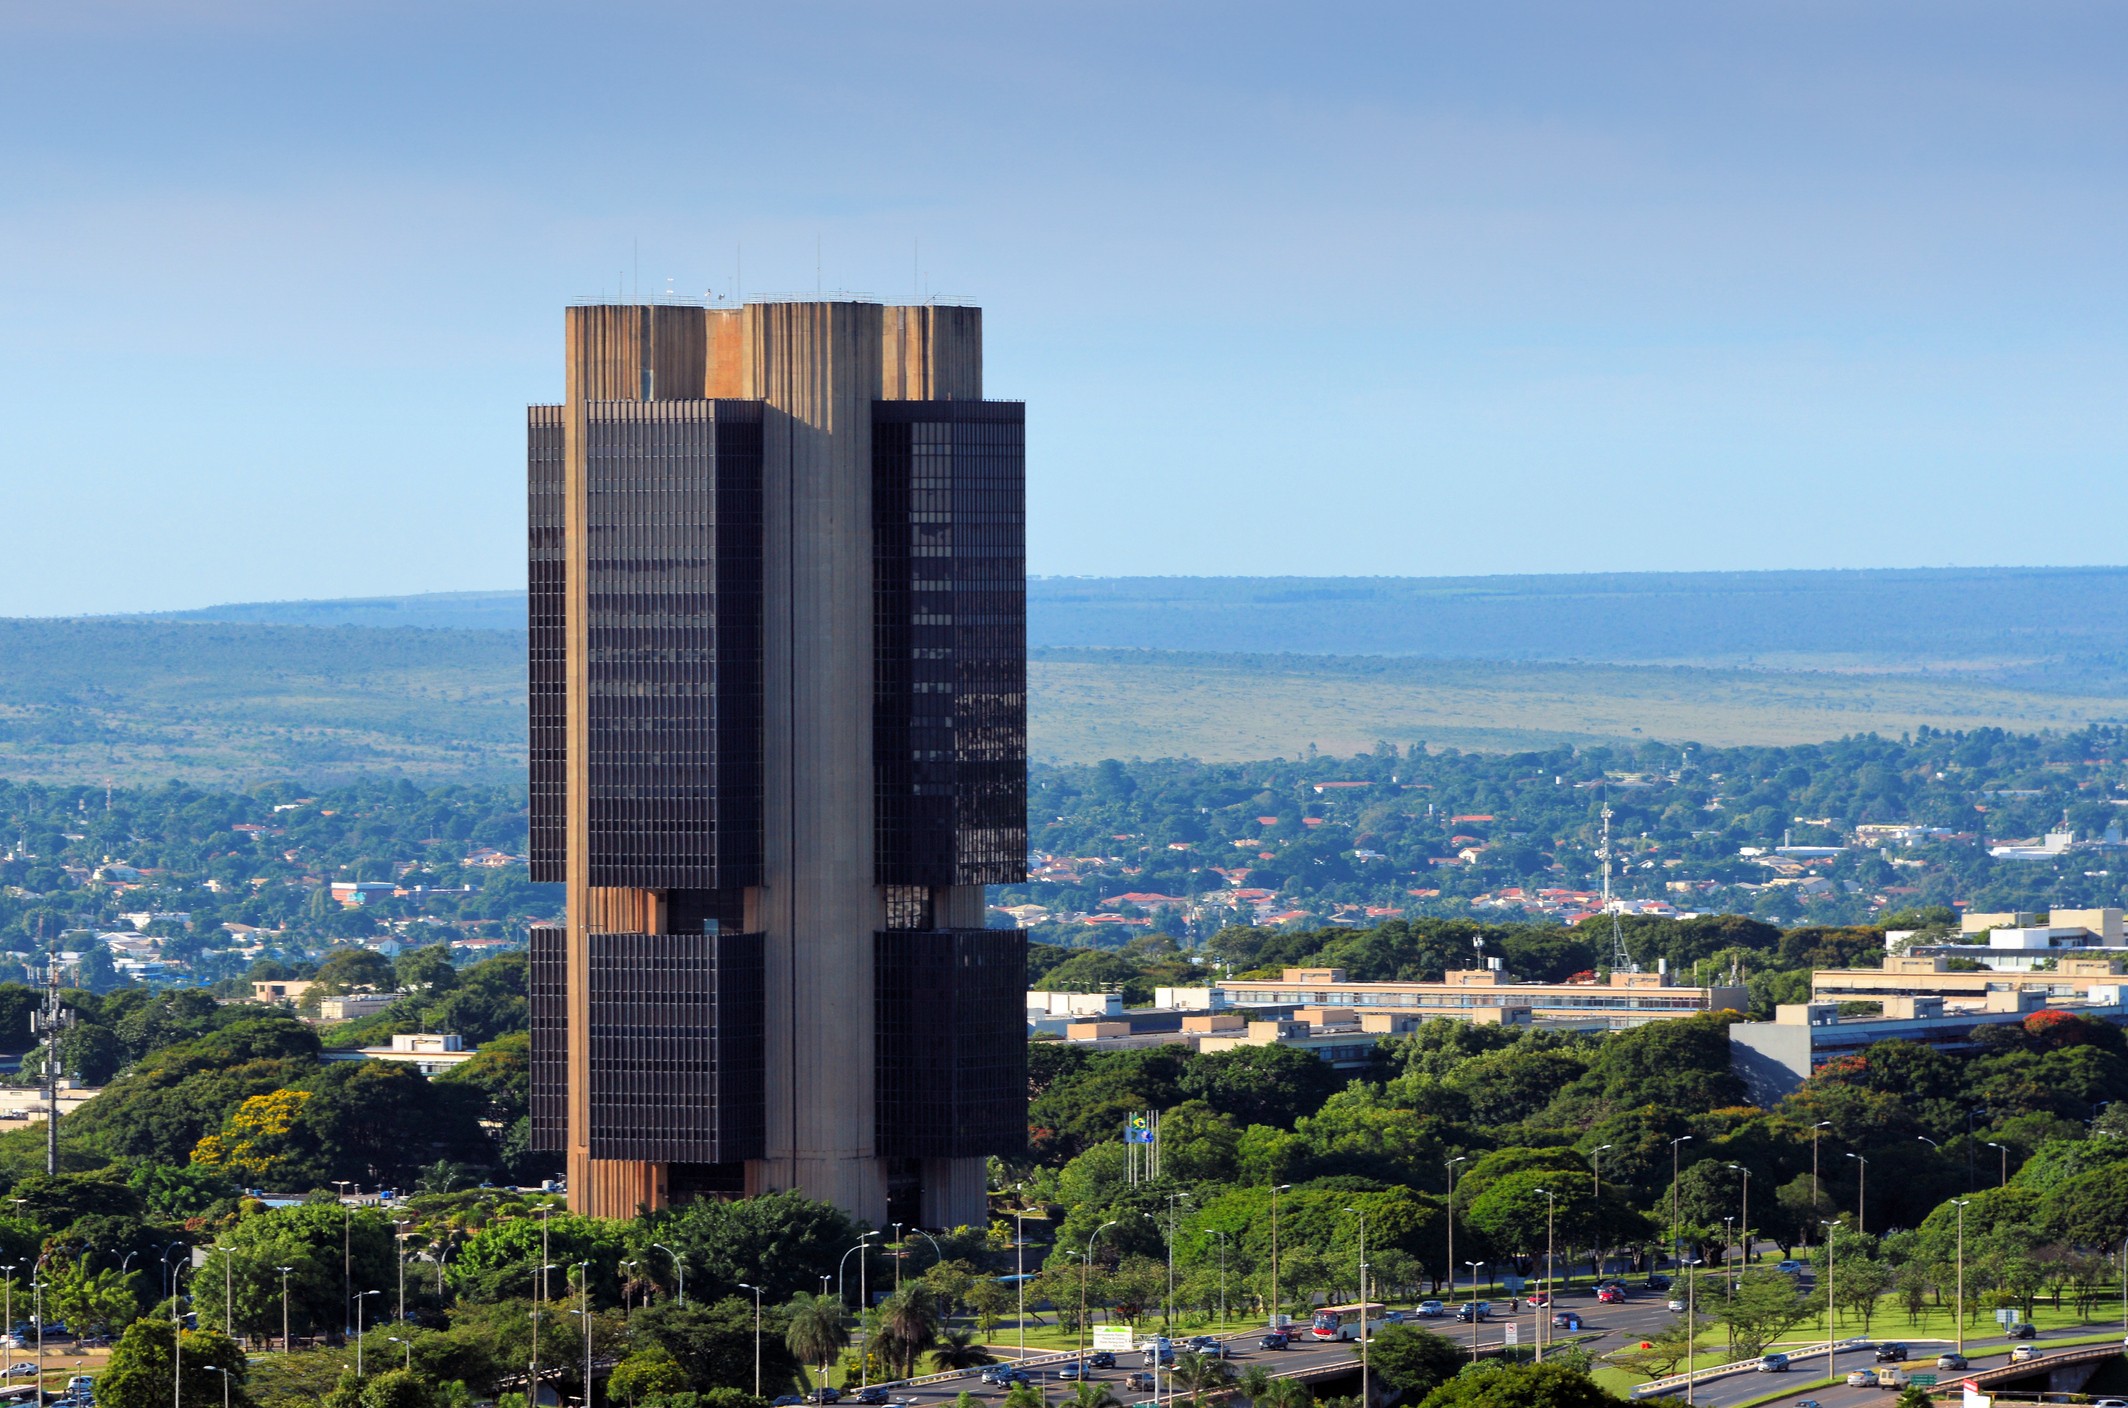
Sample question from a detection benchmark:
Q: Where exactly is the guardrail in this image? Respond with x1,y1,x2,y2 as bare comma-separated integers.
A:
1628,1339,1872,1400
877,1330,1266,1393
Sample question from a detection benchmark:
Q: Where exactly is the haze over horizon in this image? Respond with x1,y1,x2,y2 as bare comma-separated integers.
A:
3,1,2123,617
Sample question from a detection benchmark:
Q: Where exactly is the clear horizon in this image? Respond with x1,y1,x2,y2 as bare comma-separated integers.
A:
2,1,2123,616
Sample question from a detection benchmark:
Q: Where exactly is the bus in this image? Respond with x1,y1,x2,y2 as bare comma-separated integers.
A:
1309,1303,1388,1342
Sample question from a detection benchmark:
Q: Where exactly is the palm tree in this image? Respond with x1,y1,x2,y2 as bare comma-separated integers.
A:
1237,1366,1274,1404
785,1292,852,1387
1176,1351,1235,1407
931,1328,995,1372
1068,1383,1120,1408
876,1288,941,1378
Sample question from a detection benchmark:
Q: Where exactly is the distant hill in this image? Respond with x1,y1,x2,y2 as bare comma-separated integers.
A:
5,565,2118,783
138,565,2128,674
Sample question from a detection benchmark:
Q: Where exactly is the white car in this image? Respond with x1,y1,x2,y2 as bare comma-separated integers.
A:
1667,1299,1686,1312
1847,1371,1875,1387
2010,1345,2042,1363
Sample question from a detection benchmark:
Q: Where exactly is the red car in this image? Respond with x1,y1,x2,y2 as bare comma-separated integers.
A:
1596,1286,1625,1304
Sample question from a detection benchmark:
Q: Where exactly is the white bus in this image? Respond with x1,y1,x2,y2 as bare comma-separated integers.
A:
1309,1303,1388,1342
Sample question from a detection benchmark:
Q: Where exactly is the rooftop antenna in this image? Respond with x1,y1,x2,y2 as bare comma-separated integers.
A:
1601,801,1634,972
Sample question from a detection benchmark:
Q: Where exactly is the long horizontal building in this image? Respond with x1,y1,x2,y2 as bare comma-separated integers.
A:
1813,953,2126,1004
1731,988,2128,1103
1159,966,1748,1030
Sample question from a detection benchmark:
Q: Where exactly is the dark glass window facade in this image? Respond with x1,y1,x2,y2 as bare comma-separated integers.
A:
528,925,569,1152
528,406,567,882
873,400,1028,887
875,928,1028,1157
582,399,764,888
586,930,766,1163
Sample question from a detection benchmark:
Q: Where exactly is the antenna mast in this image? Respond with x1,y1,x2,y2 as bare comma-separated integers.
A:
31,924,72,1176
1601,804,1633,973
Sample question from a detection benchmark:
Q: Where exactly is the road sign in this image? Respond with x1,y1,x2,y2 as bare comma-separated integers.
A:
1504,1324,1519,1346
1996,1308,2018,1326
1094,1327,1135,1352
1912,1374,1938,1386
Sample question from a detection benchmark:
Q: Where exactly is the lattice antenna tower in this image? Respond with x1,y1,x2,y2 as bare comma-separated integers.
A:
1601,802,1634,973
30,920,73,1175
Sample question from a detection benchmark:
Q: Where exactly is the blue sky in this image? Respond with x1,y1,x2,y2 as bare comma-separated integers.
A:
1,1,2122,615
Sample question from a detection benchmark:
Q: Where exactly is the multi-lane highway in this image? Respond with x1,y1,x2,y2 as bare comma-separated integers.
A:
871,1278,2124,1408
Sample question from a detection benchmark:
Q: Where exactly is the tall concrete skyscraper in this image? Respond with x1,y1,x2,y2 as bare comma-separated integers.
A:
527,299,1027,1228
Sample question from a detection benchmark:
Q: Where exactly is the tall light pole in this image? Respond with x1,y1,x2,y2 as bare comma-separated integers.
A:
202,1364,230,1408
651,1242,687,1305
1809,1122,1831,1245
1725,1164,1751,1276
1682,1257,1702,1408
1592,1145,1612,1284
576,1262,592,1408
352,1289,381,1377
738,1283,764,1397
1162,1193,1190,1334
1444,1158,1467,1300
1462,1262,1484,1364
1987,1141,2009,1188
277,1266,293,1354
1,1264,15,1383
1965,1107,1989,1191
1844,1153,1868,1235
1269,1183,1293,1327
1669,1136,1694,1269
529,1261,556,1405
1079,1221,1120,1379
837,1235,877,1308
1343,1207,1370,1405
1014,1196,1029,1361
1531,1189,1555,1364
1952,1200,1970,1354
387,1336,412,1372
1820,1219,1836,1380
892,1222,905,1293
1214,1231,1228,1329
332,1182,353,1332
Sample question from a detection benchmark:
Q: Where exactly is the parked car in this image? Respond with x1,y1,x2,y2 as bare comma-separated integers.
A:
1552,1312,1583,1331
1758,1353,1790,1373
1937,1353,1968,1371
2010,1345,2043,1363
1875,1343,1909,1362
66,1379,92,1396
1846,1371,1876,1387
2007,1323,2037,1339
1091,1352,1117,1369
1258,1334,1289,1351
1416,1301,1446,1318
7,1365,39,1377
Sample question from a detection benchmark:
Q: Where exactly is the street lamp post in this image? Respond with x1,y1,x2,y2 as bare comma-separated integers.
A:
1,1263,15,1383
1214,1231,1228,1329
1462,1263,1484,1364
1592,1145,1613,1284
1669,1136,1694,1269
576,1262,592,1408
1725,1164,1752,1277
1952,1200,1970,1354
738,1283,764,1398
277,1265,294,1354
1342,1208,1370,1407
1444,1159,1467,1302
1162,1193,1190,1334
1683,1258,1703,1408
352,1290,381,1377
202,1364,230,1408
1079,1221,1120,1380
651,1242,688,1306
1820,1219,1837,1381
387,1336,412,1372
1844,1153,1868,1235
1014,1199,1028,1361
1269,1182,1293,1328
1722,1219,1735,1298
1531,1189,1556,1364
1987,1141,2009,1188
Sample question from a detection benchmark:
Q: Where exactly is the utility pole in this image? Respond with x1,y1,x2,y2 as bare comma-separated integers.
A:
1809,1123,1831,1245
1531,1189,1555,1363
1669,1136,1694,1269
278,1266,293,1354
